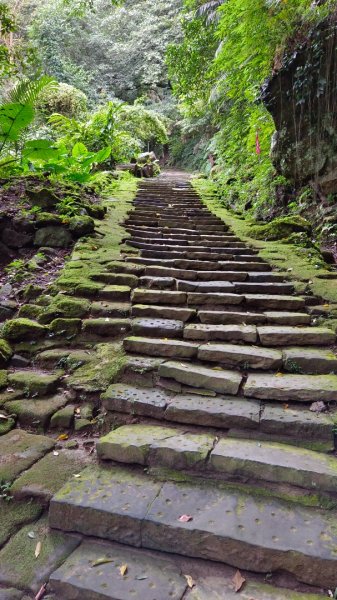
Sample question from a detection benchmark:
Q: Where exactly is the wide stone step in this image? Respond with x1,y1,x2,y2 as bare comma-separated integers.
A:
124,336,198,359
97,424,337,493
158,360,242,395
245,294,305,310
198,309,267,325
177,280,235,293
132,318,184,338
132,289,187,305
126,257,271,272
49,465,337,587
138,276,176,289
49,540,188,600
244,372,337,402
187,292,244,306
283,347,337,374
235,282,294,294
183,323,257,342
257,326,335,346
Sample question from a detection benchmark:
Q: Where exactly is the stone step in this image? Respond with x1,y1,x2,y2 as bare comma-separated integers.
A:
132,304,196,322
131,242,257,255
90,301,131,318
132,289,187,306
198,309,267,324
91,272,139,287
177,280,235,293
244,372,337,402
97,424,337,493
235,282,294,294
158,360,242,395
257,326,335,346
124,336,198,359
198,342,282,370
82,318,131,338
139,276,176,289
183,323,257,342
131,318,184,338
245,294,305,310
264,311,311,325
283,347,337,374
49,539,188,600
187,292,244,306
126,257,272,272
49,465,337,587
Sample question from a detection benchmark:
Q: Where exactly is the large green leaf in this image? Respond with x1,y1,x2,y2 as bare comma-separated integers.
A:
22,139,61,162
0,103,35,142
72,142,88,158
92,146,111,163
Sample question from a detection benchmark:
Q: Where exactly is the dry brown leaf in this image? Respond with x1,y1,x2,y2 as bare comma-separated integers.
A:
178,514,193,523
275,372,283,377
184,575,196,588
232,570,246,593
119,564,128,576
35,541,41,559
283,403,289,410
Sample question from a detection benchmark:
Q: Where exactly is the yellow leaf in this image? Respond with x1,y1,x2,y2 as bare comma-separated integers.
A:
283,403,289,410
119,564,128,576
232,570,245,592
35,541,41,559
275,372,283,377
92,557,115,567
57,434,69,441
184,575,196,589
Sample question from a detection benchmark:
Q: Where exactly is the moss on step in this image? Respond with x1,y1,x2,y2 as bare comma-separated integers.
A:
0,370,8,390
194,178,337,305
2,319,47,342
17,305,43,320
0,340,12,367
0,500,43,547
249,215,311,241
39,296,90,323
5,395,67,430
67,342,125,394
7,370,63,397
49,318,82,338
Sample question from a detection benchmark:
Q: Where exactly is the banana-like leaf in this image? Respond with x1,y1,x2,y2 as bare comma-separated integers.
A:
72,142,88,158
0,103,34,142
22,139,61,162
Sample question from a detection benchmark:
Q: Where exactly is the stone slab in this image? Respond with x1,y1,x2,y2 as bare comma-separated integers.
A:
82,318,131,337
0,500,42,547
188,577,324,600
244,373,337,402
0,516,80,593
260,403,334,441
132,318,184,338
159,361,242,395
49,466,162,547
124,337,199,359
0,429,54,482
164,395,260,429
49,540,187,600
98,286,131,301
132,304,196,322
198,310,266,325
177,281,235,293
149,432,215,470
196,271,248,282
258,326,335,346
184,324,257,343
265,311,311,325
283,347,337,374
187,293,244,306
6,394,68,429
101,384,171,418
198,343,282,370
210,438,337,491
142,479,337,587
90,301,131,318
132,289,187,305
245,295,305,310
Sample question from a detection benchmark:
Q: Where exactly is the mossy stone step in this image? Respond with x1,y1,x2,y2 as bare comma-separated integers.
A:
0,429,54,482
98,285,131,301
140,249,233,261
49,540,187,600
198,343,282,370
82,318,131,337
132,304,196,322
235,282,294,294
90,301,131,318
98,425,215,470
158,361,242,395
7,370,63,397
6,394,68,429
49,465,337,587
258,326,335,346
210,438,337,492
132,289,187,306
91,272,139,287
139,276,176,289
2,318,47,342
132,317,184,338
260,403,334,440
264,311,311,325
184,323,257,342
244,373,337,402
283,347,337,374
124,337,198,359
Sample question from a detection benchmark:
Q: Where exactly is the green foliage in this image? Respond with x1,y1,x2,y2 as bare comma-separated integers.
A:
37,82,88,118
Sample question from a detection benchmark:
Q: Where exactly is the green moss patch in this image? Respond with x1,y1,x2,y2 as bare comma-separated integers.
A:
49,318,82,338
0,500,43,547
11,451,87,504
2,319,47,342
0,340,13,368
0,370,8,390
68,342,125,394
249,215,311,241
17,304,43,320
0,515,80,593
6,395,67,430
7,370,63,397
39,296,90,324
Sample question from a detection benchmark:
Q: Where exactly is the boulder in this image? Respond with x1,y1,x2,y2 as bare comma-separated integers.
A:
68,216,95,237
34,226,73,248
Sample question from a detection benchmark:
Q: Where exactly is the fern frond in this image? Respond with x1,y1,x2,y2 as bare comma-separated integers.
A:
9,76,57,105
196,0,225,25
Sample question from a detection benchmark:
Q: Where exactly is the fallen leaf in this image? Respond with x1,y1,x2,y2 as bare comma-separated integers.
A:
35,583,47,600
57,433,69,441
275,372,283,377
178,515,193,523
184,575,196,588
74,474,81,478
92,557,115,567
283,403,289,410
232,570,245,593
35,541,41,559
119,564,128,576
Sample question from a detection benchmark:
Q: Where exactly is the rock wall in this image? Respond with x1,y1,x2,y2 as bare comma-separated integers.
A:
262,13,337,193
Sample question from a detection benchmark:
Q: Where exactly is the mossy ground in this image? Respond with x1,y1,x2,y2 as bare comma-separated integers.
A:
194,178,337,305
0,499,43,547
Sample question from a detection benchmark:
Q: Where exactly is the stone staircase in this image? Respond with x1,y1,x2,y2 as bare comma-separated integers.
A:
47,175,337,598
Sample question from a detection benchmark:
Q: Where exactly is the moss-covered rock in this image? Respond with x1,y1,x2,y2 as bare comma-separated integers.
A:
0,499,43,547
34,226,73,248
35,212,63,227
7,370,62,397
0,370,8,390
0,339,13,367
0,415,16,435
39,296,90,324
22,284,44,302
17,304,43,320
83,203,106,219
249,216,311,241
2,319,47,342
68,342,125,395
68,215,95,237
6,394,67,429
49,318,82,338
0,429,55,482
26,187,59,209
50,405,75,429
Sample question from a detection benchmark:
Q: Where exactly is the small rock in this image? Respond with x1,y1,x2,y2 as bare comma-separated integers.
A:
310,401,327,413
10,354,31,368
65,440,79,450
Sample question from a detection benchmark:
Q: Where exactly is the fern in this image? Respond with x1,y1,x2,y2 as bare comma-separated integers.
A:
196,1,225,24
9,76,57,105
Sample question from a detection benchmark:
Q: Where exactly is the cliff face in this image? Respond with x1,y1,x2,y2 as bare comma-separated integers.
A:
262,15,337,194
